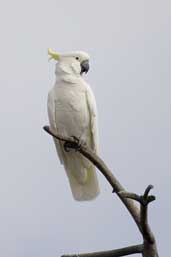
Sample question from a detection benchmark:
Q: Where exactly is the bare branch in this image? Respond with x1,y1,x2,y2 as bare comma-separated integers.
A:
118,191,141,202
140,186,156,244
119,185,156,244
62,244,143,257
43,126,75,144
43,125,159,257
119,186,158,256
119,189,155,206
43,126,141,233
142,241,159,257
144,185,154,199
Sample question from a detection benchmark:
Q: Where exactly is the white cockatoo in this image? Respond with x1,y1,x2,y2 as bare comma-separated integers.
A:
47,48,100,201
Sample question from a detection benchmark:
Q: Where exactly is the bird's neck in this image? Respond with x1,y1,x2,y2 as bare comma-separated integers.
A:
55,63,83,84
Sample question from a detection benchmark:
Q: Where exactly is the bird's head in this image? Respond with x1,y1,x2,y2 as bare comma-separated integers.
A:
48,48,90,77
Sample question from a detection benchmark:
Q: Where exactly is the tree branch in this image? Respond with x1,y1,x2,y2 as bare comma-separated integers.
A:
140,186,155,244
43,126,141,232
119,186,158,256
61,244,143,257
119,186,155,244
43,125,159,257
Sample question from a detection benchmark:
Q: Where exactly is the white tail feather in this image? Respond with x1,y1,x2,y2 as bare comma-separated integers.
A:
64,153,100,201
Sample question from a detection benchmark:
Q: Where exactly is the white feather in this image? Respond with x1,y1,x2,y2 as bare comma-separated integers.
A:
47,53,100,201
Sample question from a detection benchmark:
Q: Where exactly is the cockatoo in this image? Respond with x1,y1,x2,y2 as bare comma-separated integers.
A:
47,48,100,201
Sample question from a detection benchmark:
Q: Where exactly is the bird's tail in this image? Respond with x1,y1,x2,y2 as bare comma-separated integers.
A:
64,153,100,201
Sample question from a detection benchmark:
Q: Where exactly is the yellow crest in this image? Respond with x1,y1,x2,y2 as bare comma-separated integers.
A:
48,48,60,61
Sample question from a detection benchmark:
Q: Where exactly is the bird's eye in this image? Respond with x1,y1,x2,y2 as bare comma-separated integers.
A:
75,57,79,60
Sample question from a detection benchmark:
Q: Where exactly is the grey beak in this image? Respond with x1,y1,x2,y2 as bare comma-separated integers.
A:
80,60,89,74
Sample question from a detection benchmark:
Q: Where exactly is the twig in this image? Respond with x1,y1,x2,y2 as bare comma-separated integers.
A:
119,186,158,256
43,126,75,144
140,187,155,244
119,186,155,243
61,244,143,257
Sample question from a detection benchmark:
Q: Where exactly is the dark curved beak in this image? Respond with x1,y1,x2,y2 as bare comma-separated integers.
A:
80,60,89,74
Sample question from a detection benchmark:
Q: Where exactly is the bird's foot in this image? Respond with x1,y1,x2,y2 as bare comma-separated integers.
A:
63,136,86,152
71,136,86,152
64,142,72,152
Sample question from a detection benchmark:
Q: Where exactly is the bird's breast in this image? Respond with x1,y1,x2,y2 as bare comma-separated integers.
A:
54,84,90,137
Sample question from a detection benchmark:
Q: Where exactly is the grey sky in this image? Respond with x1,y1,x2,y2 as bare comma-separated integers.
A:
0,0,170,256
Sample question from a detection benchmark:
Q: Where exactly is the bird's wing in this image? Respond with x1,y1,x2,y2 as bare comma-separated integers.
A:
86,85,99,154
47,90,64,164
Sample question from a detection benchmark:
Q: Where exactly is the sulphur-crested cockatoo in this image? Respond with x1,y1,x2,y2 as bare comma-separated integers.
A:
47,48,100,201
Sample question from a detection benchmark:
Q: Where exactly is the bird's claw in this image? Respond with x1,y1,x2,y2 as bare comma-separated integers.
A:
64,142,72,152
63,136,86,152
71,136,82,152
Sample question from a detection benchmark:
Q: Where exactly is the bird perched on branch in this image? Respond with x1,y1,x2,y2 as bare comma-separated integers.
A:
47,48,100,201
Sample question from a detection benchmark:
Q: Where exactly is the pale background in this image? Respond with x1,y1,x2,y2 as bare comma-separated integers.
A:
0,1,170,256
